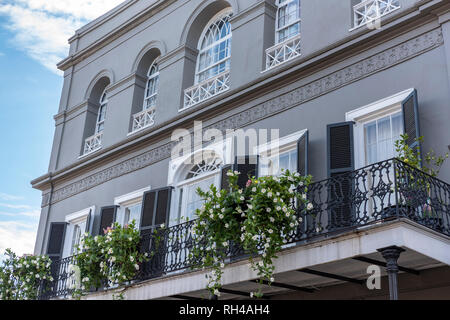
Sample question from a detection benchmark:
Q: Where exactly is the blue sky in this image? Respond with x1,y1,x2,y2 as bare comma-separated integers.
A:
0,0,123,259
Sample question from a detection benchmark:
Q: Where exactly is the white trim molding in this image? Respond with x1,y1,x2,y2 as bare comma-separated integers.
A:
346,88,414,169
114,186,151,206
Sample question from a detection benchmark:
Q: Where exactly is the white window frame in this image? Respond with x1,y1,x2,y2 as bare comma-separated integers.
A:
62,206,95,258
346,88,413,169
275,0,301,44
173,167,222,225
113,186,151,227
195,8,233,84
96,89,108,134
143,59,160,110
255,129,307,177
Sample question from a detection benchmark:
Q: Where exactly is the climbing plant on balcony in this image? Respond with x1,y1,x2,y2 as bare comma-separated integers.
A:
242,171,313,298
0,249,53,300
395,134,448,178
190,170,313,298
72,220,148,299
101,221,149,287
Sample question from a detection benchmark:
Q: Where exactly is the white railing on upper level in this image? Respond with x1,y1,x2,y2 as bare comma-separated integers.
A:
131,106,156,134
353,0,400,29
265,34,301,71
183,70,230,110
83,132,103,156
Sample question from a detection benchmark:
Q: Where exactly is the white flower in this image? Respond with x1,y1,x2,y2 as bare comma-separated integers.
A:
261,189,266,193
307,203,314,211
252,187,257,192
299,181,304,187
225,223,229,228
210,214,214,219
108,248,113,254
219,214,224,219
234,171,240,175
134,264,140,270
240,196,245,201
268,229,273,234
238,189,243,194
269,217,275,222
276,206,282,211
290,223,295,227
220,263,225,268
226,172,234,177
248,205,253,210
266,208,272,213
250,292,254,298
130,256,135,262
222,242,229,247
111,257,116,262
270,277,275,282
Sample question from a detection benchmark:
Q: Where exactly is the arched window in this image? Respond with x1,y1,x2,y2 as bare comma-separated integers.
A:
275,0,301,44
174,155,223,222
96,89,108,133
144,60,160,110
195,9,233,83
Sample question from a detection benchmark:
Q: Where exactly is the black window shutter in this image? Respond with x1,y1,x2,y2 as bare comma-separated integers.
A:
98,206,118,235
327,122,355,231
220,164,233,190
297,130,309,176
402,89,421,157
233,155,259,189
138,187,173,280
139,187,173,233
327,122,355,177
46,222,67,262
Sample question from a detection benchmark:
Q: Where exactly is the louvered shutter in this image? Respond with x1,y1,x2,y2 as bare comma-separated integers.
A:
139,187,173,279
220,164,233,190
46,223,67,262
297,130,309,176
233,155,259,189
402,89,421,162
98,206,118,235
327,122,355,231
44,222,67,296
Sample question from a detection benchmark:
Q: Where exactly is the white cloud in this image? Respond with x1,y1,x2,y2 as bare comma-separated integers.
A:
0,202,33,210
0,0,124,74
0,221,38,257
0,192,23,201
0,209,40,218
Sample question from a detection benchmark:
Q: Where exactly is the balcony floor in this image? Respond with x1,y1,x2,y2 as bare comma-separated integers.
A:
82,219,450,300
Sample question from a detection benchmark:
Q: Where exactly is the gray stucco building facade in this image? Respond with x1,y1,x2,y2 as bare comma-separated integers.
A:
32,0,450,300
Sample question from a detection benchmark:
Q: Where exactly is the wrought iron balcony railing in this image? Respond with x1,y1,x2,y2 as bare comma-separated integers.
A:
353,0,400,29
131,107,156,134
39,158,449,299
183,71,230,110
265,34,301,71
82,132,103,156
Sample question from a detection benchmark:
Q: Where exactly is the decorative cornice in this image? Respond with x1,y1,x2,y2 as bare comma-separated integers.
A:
41,27,443,207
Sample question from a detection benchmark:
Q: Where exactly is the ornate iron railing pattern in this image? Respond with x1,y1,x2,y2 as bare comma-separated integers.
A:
183,71,230,110
83,132,103,155
353,0,400,29
265,34,301,71
131,107,156,133
39,158,449,299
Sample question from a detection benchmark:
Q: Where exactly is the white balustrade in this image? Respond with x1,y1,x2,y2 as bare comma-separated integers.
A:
183,71,230,110
83,132,103,155
265,34,301,71
131,106,156,133
353,0,400,29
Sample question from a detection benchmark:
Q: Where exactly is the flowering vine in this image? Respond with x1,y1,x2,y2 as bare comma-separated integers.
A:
0,249,53,300
72,220,148,298
190,169,313,298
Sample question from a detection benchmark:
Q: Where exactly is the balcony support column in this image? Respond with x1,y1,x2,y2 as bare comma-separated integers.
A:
377,246,405,300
